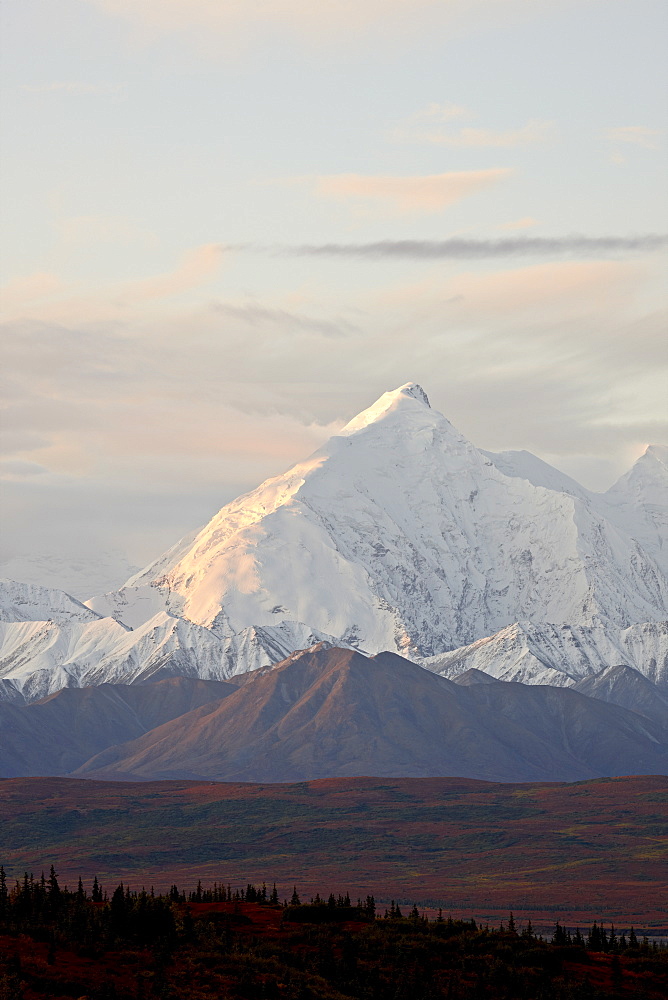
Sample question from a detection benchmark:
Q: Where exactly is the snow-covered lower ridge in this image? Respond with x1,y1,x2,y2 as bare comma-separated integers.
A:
0,587,352,703
484,443,668,578
0,580,102,625
421,620,668,688
97,382,667,657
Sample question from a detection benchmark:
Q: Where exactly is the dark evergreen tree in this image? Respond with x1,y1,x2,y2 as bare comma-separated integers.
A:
0,867,7,918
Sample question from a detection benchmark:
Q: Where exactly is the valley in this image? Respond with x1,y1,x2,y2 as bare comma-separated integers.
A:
1,774,666,934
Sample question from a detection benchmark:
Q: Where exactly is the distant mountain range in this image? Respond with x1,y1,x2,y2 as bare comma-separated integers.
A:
2,645,666,782
0,383,666,782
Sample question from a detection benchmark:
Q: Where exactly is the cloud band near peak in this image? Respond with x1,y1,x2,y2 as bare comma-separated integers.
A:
285,235,668,260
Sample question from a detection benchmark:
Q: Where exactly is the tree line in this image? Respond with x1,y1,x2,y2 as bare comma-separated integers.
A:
0,864,665,999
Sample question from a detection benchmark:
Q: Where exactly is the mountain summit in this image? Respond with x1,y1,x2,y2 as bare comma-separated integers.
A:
340,381,431,434
85,383,667,665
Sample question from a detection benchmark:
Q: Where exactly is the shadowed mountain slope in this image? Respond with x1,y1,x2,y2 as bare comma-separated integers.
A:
573,664,668,727
73,646,668,783
0,676,237,777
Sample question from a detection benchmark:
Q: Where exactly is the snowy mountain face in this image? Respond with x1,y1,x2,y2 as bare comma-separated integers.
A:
0,589,347,704
1,383,667,706
605,444,668,577
93,384,667,653
422,620,668,689
572,664,668,727
485,443,668,580
0,580,101,626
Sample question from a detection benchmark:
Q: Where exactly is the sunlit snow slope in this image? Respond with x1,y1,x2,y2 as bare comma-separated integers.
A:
2,383,666,702
94,383,667,656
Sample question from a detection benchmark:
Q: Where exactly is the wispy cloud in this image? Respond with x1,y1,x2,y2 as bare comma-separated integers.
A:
2,250,665,565
20,81,127,98
411,103,471,123
121,244,225,303
211,303,355,338
603,126,662,149
82,1,572,49
391,103,555,147
393,120,555,148
58,215,158,250
499,217,538,231
312,170,511,216
0,244,227,324
286,235,668,260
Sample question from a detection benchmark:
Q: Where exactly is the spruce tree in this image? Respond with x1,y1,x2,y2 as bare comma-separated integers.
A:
0,866,7,918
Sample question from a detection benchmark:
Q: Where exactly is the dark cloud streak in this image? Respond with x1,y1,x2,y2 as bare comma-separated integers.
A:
283,234,668,260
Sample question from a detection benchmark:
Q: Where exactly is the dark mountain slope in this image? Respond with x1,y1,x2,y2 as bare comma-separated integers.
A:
573,663,668,726
74,646,668,783
0,676,237,777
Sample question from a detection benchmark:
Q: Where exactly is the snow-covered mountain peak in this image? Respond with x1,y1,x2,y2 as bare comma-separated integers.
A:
395,381,431,407
2,384,668,702
608,443,668,502
340,381,431,436
87,383,667,658
646,443,668,462
602,441,668,576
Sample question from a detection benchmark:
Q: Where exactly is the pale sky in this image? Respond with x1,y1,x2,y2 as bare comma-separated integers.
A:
1,0,667,576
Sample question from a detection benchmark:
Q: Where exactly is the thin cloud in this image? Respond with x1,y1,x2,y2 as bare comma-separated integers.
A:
0,460,47,481
124,244,225,303
2,250,665,567
287,235,668,260
20,81,127,98
212,302,355,338
82,1,575,48
413,103,471,123
603,126,662,149
313,170,511,215
499,217,538,231
0,245,227,325
393,120,555,148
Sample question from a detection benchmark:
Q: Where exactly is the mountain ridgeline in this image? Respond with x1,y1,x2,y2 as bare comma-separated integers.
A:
0,383,666,782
